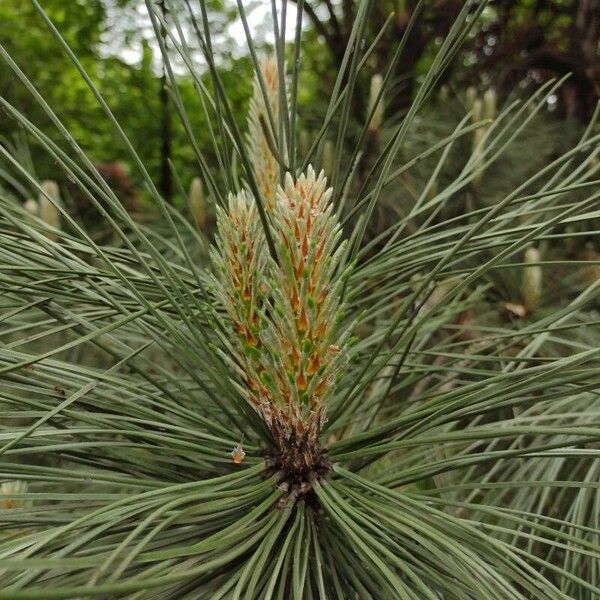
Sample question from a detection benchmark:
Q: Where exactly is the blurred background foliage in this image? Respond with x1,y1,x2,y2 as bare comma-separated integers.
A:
0,0,598,209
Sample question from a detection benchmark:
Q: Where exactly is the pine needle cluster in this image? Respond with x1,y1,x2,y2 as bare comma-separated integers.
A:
0,1,598,598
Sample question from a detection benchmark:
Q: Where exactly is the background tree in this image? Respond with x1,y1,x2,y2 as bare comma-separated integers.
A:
292,0,600,120
0,0,251,208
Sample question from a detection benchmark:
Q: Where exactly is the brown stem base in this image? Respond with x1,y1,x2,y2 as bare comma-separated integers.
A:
261,427,331,508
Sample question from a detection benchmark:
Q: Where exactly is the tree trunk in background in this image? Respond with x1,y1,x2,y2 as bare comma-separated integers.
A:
159,68,172,202
573,0,600,114
373,1,461,118
158,0,172,202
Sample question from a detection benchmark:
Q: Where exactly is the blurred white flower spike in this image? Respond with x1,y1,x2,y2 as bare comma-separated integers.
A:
247,56,281,210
